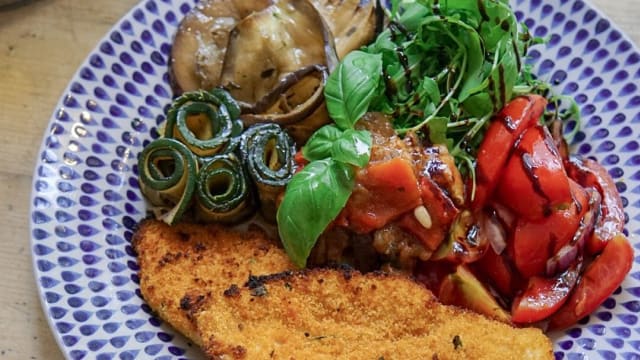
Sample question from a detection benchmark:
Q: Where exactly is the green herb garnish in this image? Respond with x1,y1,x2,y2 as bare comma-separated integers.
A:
277,51,380,267
277,0,579,267
369,0,578,169
366,0,534,171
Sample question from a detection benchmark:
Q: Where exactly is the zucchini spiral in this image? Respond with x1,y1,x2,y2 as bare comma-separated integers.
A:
195,153,255,223
138,89,299,225
137,138,198,225
240,123,296,222
164,89,243,157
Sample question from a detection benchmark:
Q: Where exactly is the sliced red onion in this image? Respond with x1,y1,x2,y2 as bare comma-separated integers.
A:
491,201,517,231
546,245,578,276
482,211,507,255
545,189,601,276
571,189,601,250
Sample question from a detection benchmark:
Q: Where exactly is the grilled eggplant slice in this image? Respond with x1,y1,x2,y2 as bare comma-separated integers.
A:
219,0,338,106
310,0,378,58
220,0,338,142
240,65,329,144
169,0,378,95
169,0,273,94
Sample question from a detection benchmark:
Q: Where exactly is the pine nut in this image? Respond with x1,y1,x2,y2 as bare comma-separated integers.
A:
414,205,432,229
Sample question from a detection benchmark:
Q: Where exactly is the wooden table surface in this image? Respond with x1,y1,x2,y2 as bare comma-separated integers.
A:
0,0,638,359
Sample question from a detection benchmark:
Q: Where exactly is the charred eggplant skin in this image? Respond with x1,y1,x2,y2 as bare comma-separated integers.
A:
238,65,330,144
168,0,380,144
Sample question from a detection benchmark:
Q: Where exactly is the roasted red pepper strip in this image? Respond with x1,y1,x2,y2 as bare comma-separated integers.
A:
565,156,625,255
473,95,547,210
293,150,308,172
398,176,460,252
496,125,572,220
548,233,634,330
339,157,422,234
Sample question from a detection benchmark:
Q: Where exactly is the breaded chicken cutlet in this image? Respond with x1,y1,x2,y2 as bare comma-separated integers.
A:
133,220,552,359
183,268,553,360
132,219,294,344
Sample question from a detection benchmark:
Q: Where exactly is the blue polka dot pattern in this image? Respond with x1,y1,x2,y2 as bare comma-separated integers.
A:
29,0,640,359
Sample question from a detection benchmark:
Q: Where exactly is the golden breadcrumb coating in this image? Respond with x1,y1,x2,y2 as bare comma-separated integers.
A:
132,219,294,344
185,268,553,360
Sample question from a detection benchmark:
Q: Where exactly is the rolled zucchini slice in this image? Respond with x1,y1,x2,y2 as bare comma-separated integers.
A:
195,153,255,223
164,89,242,157
137,138,198,225
240,123,296,222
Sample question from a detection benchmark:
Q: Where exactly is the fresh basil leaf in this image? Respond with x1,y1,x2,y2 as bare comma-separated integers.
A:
302,125,343,161
325,50,382,130
277,159,355,268
303,126,372,168
366,30,395,55
331,129,372,167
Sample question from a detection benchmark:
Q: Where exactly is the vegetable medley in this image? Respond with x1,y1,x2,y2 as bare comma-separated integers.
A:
136,0,633,331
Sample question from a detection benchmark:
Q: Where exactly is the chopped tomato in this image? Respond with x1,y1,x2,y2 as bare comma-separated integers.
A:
472,246,521,298
548,233,634,330
473,95,547,210
549,118,570,162
398,176,459,252
451,94,632,330
511,266,579,324
565,156,625,255
510,179,588,278
339,157,422,233
545,187,600,276
293,150,308,172
496,125,572,220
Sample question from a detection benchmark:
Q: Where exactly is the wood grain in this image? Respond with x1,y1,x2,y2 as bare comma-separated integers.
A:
0,1,138,359
0,0,637,359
